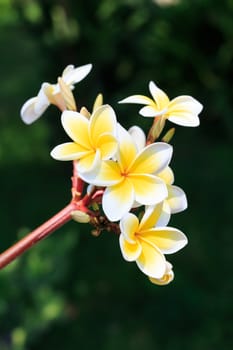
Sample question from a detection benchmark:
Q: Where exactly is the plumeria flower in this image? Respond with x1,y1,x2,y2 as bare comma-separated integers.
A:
50,104,118,175
119,81,203,127
83,124,172,221
149,261,174,286
119,203,187,279
21,64,92,124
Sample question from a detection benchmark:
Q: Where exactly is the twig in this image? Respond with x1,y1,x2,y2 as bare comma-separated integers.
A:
0,202,76,269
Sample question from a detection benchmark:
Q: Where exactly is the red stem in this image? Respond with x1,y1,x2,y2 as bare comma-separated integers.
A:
0,202,76,269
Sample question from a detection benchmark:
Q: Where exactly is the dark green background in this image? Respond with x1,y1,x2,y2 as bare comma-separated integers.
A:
0,1,232,349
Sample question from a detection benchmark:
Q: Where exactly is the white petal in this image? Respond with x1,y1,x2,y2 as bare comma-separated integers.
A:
149,81,170,109
89,104,117,143
102,179,135,221
37,83,51,107
50,142,88,161
20,97,43,124
139,106,166,117
157,201,171,227
130,174,168,205
167,95,203,127
136,239,166,278
169,96,203,114
118,95,153,105
130,142,173,175
119,235,142,262
61,110,90,147
120,212,139,243
167,185,188,213
116,123,137,171
141,227,188,254
139,203,170,230
76,149,101,175
157,166,174,185
82,160,122,187
62,64,92,85
128,126,146,152
168,113,200,127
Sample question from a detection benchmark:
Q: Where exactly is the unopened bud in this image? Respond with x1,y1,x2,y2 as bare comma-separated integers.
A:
71,210,90,223
149,262,174,286
58,77,77,111
162,128,175,143
151,115,166,140
80,106,91,119
91,202,99,211
93,93,103,112
91,229,101,237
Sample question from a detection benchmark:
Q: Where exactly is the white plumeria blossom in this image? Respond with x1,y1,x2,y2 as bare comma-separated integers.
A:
21,64,92,124
50,104,118,175
82,124,172,221
119,81,203,127
119,203,187,279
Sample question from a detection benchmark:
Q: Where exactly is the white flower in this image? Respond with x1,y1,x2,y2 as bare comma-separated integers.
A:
119,81,203,127
119,204,187,279
21,64,92,124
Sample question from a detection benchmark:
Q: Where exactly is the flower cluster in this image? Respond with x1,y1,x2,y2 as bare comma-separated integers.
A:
21,64,203,285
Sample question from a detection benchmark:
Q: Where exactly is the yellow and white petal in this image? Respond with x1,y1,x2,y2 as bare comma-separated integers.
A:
157,201,171,227
167,185,188,213
139,106,167,117
129,174,168,205
149,81,170,110
140,227,188,254
167,96,203,127
62,63,92,85
157,166,174,185
118,94,153,105
116,124,137,172
119,235,142,262
128,126,146,152
130,142,173,175
85,160,122,187
136,238,166,278
89,105,117,145
50,142,88,161
20,97,44,124
149,261,174,285
61,111,91,148
96,133,118,159
120,212,139,243
139,203,163,231
102,178,135,221
140,201,171,231
76,149,101,174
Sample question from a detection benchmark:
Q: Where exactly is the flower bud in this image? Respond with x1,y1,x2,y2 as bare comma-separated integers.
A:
71,210,90,223
149,262,174,286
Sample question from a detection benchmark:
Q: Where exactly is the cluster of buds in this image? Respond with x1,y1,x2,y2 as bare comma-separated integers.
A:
19,63,203,285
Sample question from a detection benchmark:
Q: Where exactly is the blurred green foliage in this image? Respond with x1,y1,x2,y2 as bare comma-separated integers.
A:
0,0,232,349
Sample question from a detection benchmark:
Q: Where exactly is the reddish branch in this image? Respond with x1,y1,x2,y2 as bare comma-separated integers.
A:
0,203,76,269
0,161,87,270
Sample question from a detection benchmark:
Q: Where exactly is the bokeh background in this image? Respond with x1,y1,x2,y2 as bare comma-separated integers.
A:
0,0,232,349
